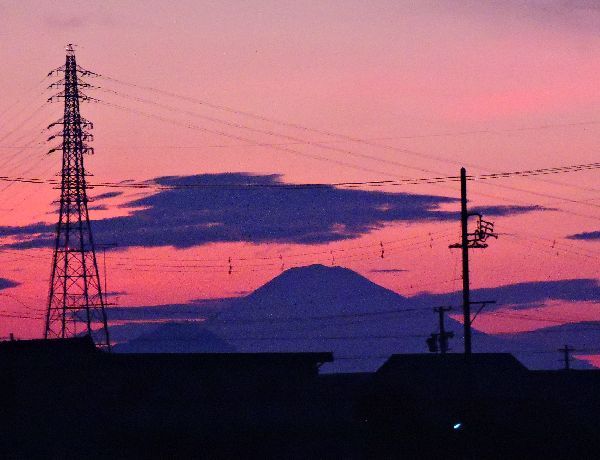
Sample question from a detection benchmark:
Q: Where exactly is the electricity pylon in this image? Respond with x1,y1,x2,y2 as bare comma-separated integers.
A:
44,44,110,350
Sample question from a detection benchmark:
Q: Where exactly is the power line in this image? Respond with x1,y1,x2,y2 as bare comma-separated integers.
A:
0,160,597,191
96,84,600,198
98,99,410,180
95,73,600,195
90,74,600,221
94,98,600,208
82,89,600,220
96,72,600,143
109,229,455,266
97,86,438,178
0,75,50,122
504,234,599,262
0,102,51,145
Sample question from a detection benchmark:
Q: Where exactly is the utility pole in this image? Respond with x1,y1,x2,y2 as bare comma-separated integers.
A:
426,307,454,354
459,168,471,356
96,242,118,305
450,167,498,357
558,345,574,370
44,45,111,350
434,306,453,354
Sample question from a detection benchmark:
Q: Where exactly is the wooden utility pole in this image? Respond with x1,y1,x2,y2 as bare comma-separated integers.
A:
449,167,497,357
459,168,471,356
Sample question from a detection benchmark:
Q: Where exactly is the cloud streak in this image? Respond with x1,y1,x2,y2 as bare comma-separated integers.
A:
0,278,19,290
567,230,600,241
0,173,540,250
412,278,600,311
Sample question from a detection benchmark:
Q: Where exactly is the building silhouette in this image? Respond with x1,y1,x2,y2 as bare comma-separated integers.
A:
1,337,599,457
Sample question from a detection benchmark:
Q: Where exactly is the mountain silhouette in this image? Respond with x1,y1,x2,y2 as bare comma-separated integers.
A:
224,264,414,318
204,264,468,371
113,321,236,353
112,265,594,371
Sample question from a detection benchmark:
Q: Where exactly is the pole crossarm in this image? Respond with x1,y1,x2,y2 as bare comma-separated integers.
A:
468,300,496,325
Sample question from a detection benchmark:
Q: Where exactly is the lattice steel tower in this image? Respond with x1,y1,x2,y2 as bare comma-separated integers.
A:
44,44,110,349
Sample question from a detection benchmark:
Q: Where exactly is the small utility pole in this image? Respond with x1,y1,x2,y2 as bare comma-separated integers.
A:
434,306,453,354
449,167,497,357
558,345,574,370
459,168,471,356
97,242,118,305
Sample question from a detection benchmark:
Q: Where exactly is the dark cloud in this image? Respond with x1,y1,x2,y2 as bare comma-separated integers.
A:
536,0,600,13
411,278,600,311
93,191,124,201
46,15,88,29
467,1,600,17
105,290,128,298
0,278,19,290
449,0,600,37
44,12,116,29
370,268,407,273
567,230,600,241
106,299,233,323
0,173,539,250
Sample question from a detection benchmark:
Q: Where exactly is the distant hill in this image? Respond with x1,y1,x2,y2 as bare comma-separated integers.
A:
499,321,600,369
113,322,236,353
504,321,600,346
112,264,595,371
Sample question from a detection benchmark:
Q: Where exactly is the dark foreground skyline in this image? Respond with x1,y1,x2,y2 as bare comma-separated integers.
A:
2,335,599,458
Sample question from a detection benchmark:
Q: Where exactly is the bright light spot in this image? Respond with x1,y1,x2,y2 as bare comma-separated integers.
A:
453,422,462,430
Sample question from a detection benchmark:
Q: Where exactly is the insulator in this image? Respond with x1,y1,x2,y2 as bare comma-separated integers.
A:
47,119,64,129
47,65,66,77
77,65,99,77
48,80,65,89
47,133,63,142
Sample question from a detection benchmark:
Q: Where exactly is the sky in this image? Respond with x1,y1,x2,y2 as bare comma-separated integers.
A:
0,1,598,361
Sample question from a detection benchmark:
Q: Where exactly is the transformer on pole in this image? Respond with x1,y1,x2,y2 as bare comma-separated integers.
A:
44,44,110,350
449,168,498,357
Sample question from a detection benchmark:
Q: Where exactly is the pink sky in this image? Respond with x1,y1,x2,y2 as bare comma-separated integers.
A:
0,1,598,348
